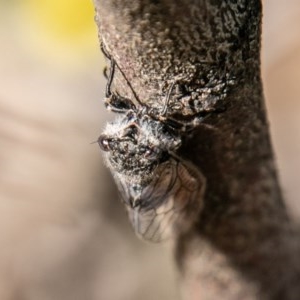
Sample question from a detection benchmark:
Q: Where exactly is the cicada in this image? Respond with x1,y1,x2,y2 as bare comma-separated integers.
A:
99,111,206,242
98,43,207,242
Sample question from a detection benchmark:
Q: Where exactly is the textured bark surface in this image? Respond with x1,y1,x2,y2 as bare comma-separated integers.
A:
93,1,300,299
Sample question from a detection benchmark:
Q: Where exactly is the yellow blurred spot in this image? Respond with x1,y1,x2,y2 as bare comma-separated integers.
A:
25,0,95,41
18,0,100,68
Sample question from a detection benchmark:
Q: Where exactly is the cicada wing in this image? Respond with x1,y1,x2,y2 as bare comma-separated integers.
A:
127,204,178,243
115,157,206,242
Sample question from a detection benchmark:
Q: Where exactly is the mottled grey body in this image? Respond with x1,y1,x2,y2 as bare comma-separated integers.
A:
99,99,206,241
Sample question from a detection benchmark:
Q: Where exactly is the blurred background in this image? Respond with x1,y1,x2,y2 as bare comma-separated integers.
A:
0,1,299,299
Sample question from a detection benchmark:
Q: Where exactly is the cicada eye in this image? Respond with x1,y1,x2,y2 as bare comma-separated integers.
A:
98,134,111,151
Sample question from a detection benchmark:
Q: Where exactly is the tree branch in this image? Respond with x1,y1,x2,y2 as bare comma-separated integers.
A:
93,1,300,299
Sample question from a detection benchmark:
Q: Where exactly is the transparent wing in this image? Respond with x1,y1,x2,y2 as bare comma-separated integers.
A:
114,156,206,242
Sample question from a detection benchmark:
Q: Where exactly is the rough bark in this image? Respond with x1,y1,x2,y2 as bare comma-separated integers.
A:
93,1,300,299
